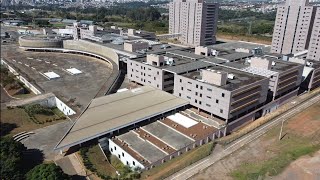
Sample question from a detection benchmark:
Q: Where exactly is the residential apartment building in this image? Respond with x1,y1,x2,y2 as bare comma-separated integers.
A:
169,0,219,46
271,0,316,55
307,7,320,61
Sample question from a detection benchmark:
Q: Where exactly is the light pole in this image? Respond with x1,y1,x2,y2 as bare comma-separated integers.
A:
116,171,120,180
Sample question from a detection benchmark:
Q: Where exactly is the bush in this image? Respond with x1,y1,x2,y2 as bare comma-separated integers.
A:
26,163,70,180
24,104,54,116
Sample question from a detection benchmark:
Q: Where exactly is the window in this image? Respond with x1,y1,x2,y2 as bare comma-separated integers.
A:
118,154,120,158
207,88,212,91
157,71,160,75
220,109,223,113
195,92,198,96
126,161,129,165
180,79,182,83
122,152,124,157
195,99,198,103
181,87,184,90
114,146,116,150
196,84,198,88
188,82,192,84
200,86,203,90
200,94,202,97
206,104,211,107
179,93,181,97
133,161,135,166
110,148,113,152
216,99,219,104
207,96,211,99
222,93,225,97
199,101,202,105
187,96,191,99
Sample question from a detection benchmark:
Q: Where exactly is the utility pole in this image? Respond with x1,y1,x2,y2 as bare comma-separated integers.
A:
279,119,284,140
248,21,252,35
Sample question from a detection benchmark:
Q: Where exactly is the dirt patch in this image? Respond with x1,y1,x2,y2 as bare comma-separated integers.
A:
217,33,272,45
271,150,320,180
0,108,67,136
191,102,320,180
286,103,320,137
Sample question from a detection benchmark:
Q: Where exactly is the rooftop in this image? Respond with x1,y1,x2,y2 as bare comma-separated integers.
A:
132,52,203,70
85,38,183,58
181,64,266,91
209,41,271,52
55,86,188,150
224,57,302,74
142,121,194,150
1,44,113,111
219,52,253,62
117,131,167,163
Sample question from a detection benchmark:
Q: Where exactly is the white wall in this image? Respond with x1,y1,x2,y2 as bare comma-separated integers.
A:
108,139,145,170
1,59,42,95
17,76,42,95
55,97,76,116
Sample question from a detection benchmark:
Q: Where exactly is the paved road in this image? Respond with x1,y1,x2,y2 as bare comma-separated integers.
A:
55,153,86,179
167,94,320,180
0,86,13,109
21,121,73,160
0,86,12,103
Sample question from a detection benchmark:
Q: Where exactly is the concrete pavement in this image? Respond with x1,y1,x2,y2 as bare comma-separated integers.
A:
166,94,320,180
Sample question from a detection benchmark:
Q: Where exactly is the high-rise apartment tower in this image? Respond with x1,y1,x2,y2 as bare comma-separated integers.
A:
169,0,219,47
271,0,316,55
307,7,320,61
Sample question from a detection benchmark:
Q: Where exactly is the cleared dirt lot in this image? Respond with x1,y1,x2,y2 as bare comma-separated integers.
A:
192,102,320,180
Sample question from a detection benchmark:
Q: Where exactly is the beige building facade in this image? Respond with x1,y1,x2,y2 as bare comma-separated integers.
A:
271,0,316,55
169,0,218,47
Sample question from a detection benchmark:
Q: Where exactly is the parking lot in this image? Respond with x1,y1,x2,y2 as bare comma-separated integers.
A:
1,44,114,111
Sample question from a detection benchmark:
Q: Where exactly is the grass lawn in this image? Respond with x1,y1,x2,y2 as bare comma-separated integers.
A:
230,103,320,180
141,142,214,180
0,107,66,136
87,145,117,178
51,23,65,28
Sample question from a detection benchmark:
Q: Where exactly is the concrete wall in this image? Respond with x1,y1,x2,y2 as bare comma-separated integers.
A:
124,42,148,52
19,36,64,48
55,97,76,116
174,74,269,121
108,139,145,170
63,40,119,68
275,64,304,98
127,59,164,90
173,74,231,120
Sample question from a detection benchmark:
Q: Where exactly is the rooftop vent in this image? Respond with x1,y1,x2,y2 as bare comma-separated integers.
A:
306,61,313,67
227,73,235,80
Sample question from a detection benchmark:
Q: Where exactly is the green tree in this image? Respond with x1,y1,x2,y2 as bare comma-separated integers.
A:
26,163,70,180
0,137,26,180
